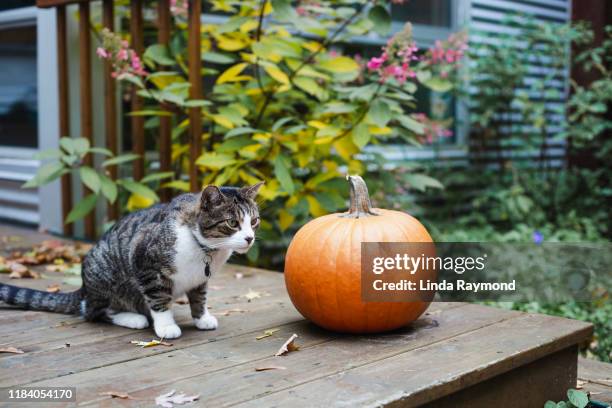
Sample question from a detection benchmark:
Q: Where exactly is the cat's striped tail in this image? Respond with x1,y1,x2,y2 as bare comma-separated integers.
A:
0,283,82,314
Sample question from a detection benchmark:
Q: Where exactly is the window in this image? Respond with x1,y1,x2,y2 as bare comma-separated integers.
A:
0,5,37,149
0,1,35,12
391,0,452,28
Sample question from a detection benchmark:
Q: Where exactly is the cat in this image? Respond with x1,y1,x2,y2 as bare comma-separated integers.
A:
0,182,262,339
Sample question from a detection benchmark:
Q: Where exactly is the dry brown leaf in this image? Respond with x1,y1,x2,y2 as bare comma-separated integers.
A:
155,390,199,408
99,391,132,399
221,308,248,316
255,365,286,372
243,289,261,302
275,333,299,356
256,328,280,340
0,346,24,354
45,264,67,273
576,379,587,389
8,263,40,279
130,339,173,348
46,283,61,293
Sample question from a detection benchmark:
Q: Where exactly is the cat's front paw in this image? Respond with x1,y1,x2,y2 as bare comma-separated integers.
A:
194,313,218,330
154,323,182,339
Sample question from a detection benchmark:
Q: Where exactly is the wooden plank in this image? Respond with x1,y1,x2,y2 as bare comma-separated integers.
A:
56,5,73,236
583,383,612,404
46,304,510,406
420,346,578,407
157,0,172,202
37,0,92,8
130,0,145,181
78,2,96,239
102,0,119,221
235,314,592,408
34,304,466,405
188,0,202,192
579,357,612,386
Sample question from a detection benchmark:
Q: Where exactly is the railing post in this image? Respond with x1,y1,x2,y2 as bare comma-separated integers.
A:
158,0,172,202
131,0,145,181
102,0,118,221
78,1,95,239
56,4,73,236
188,0,202,192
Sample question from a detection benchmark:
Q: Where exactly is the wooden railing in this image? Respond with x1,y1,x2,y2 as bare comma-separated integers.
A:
36,0,203,239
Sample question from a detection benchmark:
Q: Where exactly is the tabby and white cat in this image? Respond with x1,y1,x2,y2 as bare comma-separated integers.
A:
0,183,262,339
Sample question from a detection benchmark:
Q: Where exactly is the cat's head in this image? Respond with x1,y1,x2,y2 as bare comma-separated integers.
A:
195,182,263,254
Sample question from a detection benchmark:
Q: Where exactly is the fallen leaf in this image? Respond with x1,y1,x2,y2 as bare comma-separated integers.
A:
243,289,261,302
99,391,133,399
45,264,67,273
275,333,299,356
255,365,286,372
8,263,40,279
576,379,587,389
46,283,61,293
130,339,173,348
155,390,199,408
221,308,248,316
0,346,24,354
256,328,280,340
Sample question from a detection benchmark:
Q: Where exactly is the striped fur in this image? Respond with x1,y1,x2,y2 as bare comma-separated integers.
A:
0,183,262,339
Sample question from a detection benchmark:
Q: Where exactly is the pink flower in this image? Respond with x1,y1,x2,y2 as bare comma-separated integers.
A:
96,47,108,58
367,56,385,70
117,49,128,61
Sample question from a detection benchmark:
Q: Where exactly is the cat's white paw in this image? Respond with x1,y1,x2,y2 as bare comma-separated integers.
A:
194,313,218,330
111,312,149,329
155,323,182,339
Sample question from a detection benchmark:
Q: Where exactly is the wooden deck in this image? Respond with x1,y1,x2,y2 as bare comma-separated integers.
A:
0,225,607,407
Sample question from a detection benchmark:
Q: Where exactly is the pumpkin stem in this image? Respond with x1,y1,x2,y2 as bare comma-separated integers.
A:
342,175,379,218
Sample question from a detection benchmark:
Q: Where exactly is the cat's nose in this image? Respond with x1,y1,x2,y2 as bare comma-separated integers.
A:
245,236,253,244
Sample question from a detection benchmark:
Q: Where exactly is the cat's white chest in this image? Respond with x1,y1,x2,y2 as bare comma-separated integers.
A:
172,224,231,297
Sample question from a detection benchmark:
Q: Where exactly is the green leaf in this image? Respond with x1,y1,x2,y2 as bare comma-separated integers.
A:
87,147,113,156
319,56,359,74
22,162,66,188
368,100,392,127
405,174,444,192
195,152,237,170
162,180,190,191
184,99,211,107
119,180,159,202
274,154,294,194
272,117,295,132
352,123,370,148
99,173,118,203
73,138,90,155
417,70,453,92
368,6,391,36
33,149,62,160
128,110,174,117
102,153,140,167
59,137,75,154
294,77,327,100
544,402,557,408
65,194,98,224
398,115,425,134
217,16,249,34
567,389,589,408
202,52,236,64
141,171,175,183
79,166,101,193
144,44,175,66
271,0,297,21
225,127,259,139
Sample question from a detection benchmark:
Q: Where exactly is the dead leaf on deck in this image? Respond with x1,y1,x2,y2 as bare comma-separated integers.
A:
275,333,299,356
221,308,248,316
0,346,24,354
99,391,133,399
576,379,587,389
8,263,40,279
255,365,286,372
243,289,261,302
155,390,199,408
46,283,61,293
256,328,280,340
130,339,174,348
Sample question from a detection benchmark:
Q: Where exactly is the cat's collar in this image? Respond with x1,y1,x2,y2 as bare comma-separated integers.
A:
190,229,214,253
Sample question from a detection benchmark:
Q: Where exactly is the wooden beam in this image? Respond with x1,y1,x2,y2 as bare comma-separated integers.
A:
56,5,72,236
102,0,118,221
37,0,91,8
188,0,202,192
158,0,172,202
78,2,95,239
130,0,145,181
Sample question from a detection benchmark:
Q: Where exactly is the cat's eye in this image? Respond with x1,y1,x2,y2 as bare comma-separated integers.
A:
251,217,260,227
226,219,239,228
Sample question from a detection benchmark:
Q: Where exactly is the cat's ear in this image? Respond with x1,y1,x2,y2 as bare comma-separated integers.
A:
240,181,264,200
200,185,225,209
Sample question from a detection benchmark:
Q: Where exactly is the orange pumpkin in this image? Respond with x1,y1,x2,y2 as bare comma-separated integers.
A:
284,175,434,333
